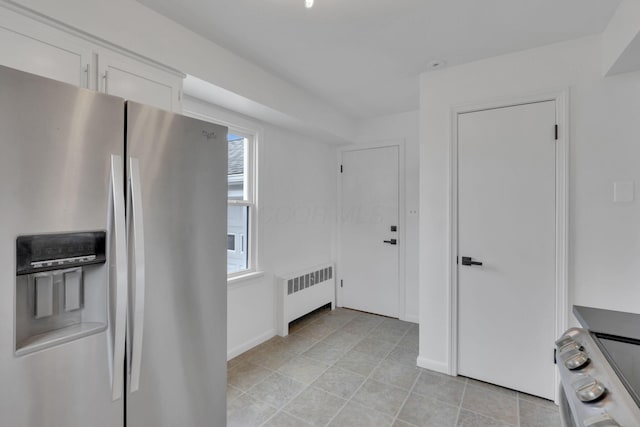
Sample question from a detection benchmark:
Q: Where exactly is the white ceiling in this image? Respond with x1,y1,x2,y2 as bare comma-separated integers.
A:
137,0,621,120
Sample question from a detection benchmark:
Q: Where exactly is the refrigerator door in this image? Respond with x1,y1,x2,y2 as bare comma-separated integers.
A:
126,102,228,427
0,65,125,426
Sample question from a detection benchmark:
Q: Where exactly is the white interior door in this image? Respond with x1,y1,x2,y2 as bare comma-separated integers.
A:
341,146,399,318
457,101,557,399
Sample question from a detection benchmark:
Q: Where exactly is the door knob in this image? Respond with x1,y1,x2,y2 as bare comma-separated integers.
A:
461,256,482,266
383,239,397,245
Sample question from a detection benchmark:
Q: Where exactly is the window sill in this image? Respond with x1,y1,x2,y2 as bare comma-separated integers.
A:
227,270,265,287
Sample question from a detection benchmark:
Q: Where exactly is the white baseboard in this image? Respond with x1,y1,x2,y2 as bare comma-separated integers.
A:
227,329,276,360
417,355,450,374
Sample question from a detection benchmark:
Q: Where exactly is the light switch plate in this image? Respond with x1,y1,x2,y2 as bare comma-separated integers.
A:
614,181,634,203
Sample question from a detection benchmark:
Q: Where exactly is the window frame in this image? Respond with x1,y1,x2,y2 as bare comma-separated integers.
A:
226,128,259,280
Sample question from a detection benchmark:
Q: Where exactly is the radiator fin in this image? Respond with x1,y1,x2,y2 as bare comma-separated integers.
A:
287,266,333,295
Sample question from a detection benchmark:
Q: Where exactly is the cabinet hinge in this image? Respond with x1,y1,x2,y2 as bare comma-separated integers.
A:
553,348,557,364
340,165,343,173
554,124,558,141
340,279,343,288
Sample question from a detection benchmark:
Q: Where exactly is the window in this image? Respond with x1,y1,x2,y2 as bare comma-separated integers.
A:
227,131,256,275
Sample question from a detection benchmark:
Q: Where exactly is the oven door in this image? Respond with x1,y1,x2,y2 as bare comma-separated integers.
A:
559,385,577,427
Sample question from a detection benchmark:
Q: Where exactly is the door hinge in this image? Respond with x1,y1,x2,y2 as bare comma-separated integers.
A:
554,124,558,140
340,165,343,173
553,348,557,364
340,279,343,288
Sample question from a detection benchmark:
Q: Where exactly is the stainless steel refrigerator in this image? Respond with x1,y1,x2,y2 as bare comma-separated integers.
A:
0,65,228,426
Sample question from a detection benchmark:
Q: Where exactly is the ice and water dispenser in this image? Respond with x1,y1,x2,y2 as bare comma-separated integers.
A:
15,231,108,355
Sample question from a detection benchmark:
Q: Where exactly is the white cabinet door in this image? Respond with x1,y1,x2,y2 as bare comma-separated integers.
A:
0,7,92,88
97,49,182,112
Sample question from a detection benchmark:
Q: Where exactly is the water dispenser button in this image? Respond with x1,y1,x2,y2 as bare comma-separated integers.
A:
34,275,54,318
64,270,82,312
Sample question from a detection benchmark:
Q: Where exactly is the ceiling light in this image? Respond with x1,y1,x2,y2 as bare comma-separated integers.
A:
305,0,314,8
427,60,446,70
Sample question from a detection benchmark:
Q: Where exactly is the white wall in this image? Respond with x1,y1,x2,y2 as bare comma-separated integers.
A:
354,111,420,323
602,0,640,75
419,35,640,372
3,0,356,142
183,97,337,359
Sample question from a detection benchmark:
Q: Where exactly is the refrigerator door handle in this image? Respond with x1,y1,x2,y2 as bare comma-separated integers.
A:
109,154,128,401
128,157,146,393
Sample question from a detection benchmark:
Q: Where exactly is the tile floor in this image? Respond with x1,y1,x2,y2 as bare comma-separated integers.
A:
227,306,561,427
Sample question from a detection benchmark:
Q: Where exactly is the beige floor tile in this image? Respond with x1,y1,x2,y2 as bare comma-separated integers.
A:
247,372,306,409
263,411,312,426
370,359,420,390
412,370,466,405
396,392,458,427
461,383,518,425
351,379,409,416
297,322,335,340
353,337,395,358
228,361,273,391
518,399,561,427
302,341,347,364
314,315,351,330
367,326,406,344
244,345,296,370
517,392,558,410
311,366,366,399
456,409,514,427
226,308,562,427
341,318,378,335
335,348,382,376
227,394,277,427
397,331,419,350
227,384,243,402
385,345,419,366
329,400,393,427
465,378,517,398
380,318,413,332
323,330,362,349
279,333,319,354
277,355,330,384
283,387,346,427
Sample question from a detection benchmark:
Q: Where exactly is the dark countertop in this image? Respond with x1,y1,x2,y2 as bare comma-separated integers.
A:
574,305,640,341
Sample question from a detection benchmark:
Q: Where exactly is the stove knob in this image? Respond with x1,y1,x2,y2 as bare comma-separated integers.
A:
558,340,582,354
555,335,576,348
583,413,619,426
574,377,606,402
564,349,590,370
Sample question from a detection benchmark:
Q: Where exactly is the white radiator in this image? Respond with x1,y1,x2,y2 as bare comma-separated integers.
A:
276,263,336,336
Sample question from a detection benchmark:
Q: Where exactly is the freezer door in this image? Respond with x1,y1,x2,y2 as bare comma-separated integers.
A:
126,102,228,427
0,65,125,426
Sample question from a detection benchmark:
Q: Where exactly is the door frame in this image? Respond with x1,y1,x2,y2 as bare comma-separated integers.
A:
448,90,569,400
337,140,407,320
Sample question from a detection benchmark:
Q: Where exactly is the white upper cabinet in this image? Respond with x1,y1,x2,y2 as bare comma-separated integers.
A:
97,49,183,113
0,5,184,112
0,8,92,88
